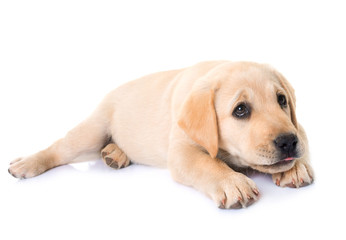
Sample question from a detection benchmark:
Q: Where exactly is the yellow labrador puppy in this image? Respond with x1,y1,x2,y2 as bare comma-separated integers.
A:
8,61,314,209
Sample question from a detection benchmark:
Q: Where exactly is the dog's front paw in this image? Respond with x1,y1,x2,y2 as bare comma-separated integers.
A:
272,161,314,188
211,172,259,209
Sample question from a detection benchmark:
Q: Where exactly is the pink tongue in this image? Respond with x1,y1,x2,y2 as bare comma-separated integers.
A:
284,157,294,161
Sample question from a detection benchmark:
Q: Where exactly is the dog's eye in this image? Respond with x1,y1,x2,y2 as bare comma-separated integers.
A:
277,94,287,108
232,103,250,119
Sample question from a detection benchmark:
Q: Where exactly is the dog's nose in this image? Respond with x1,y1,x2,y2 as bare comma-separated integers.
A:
274,134,298,156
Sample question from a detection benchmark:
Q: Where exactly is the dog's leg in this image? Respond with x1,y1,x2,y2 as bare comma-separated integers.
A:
168,142,259,209
272,124,314,187
101,143,130,169
8,102,112,179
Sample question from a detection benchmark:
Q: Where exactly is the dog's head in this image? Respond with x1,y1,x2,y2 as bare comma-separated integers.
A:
178,62,304,174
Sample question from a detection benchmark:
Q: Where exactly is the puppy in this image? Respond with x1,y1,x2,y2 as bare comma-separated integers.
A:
8,61,314,209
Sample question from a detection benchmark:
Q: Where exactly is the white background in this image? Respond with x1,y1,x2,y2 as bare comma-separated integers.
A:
1,0,345,239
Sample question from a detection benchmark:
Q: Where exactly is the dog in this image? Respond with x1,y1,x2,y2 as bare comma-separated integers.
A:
8,61,314,209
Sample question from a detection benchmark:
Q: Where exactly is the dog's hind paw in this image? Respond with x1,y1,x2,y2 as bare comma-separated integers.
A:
101,143,130,169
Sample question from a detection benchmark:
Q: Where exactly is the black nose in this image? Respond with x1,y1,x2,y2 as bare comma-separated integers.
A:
274,134,298,156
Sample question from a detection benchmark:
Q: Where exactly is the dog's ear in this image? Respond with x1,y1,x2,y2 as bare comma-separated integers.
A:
276,72,298,129
178,89,218,158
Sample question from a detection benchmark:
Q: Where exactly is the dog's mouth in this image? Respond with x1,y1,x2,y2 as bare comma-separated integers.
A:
268,157,295,167
252,157,296,174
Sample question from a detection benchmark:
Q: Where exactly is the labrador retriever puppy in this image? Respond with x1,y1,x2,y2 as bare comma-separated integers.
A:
8,61,314,209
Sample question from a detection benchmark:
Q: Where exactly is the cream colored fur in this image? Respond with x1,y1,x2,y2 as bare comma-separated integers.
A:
8,61,314,209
